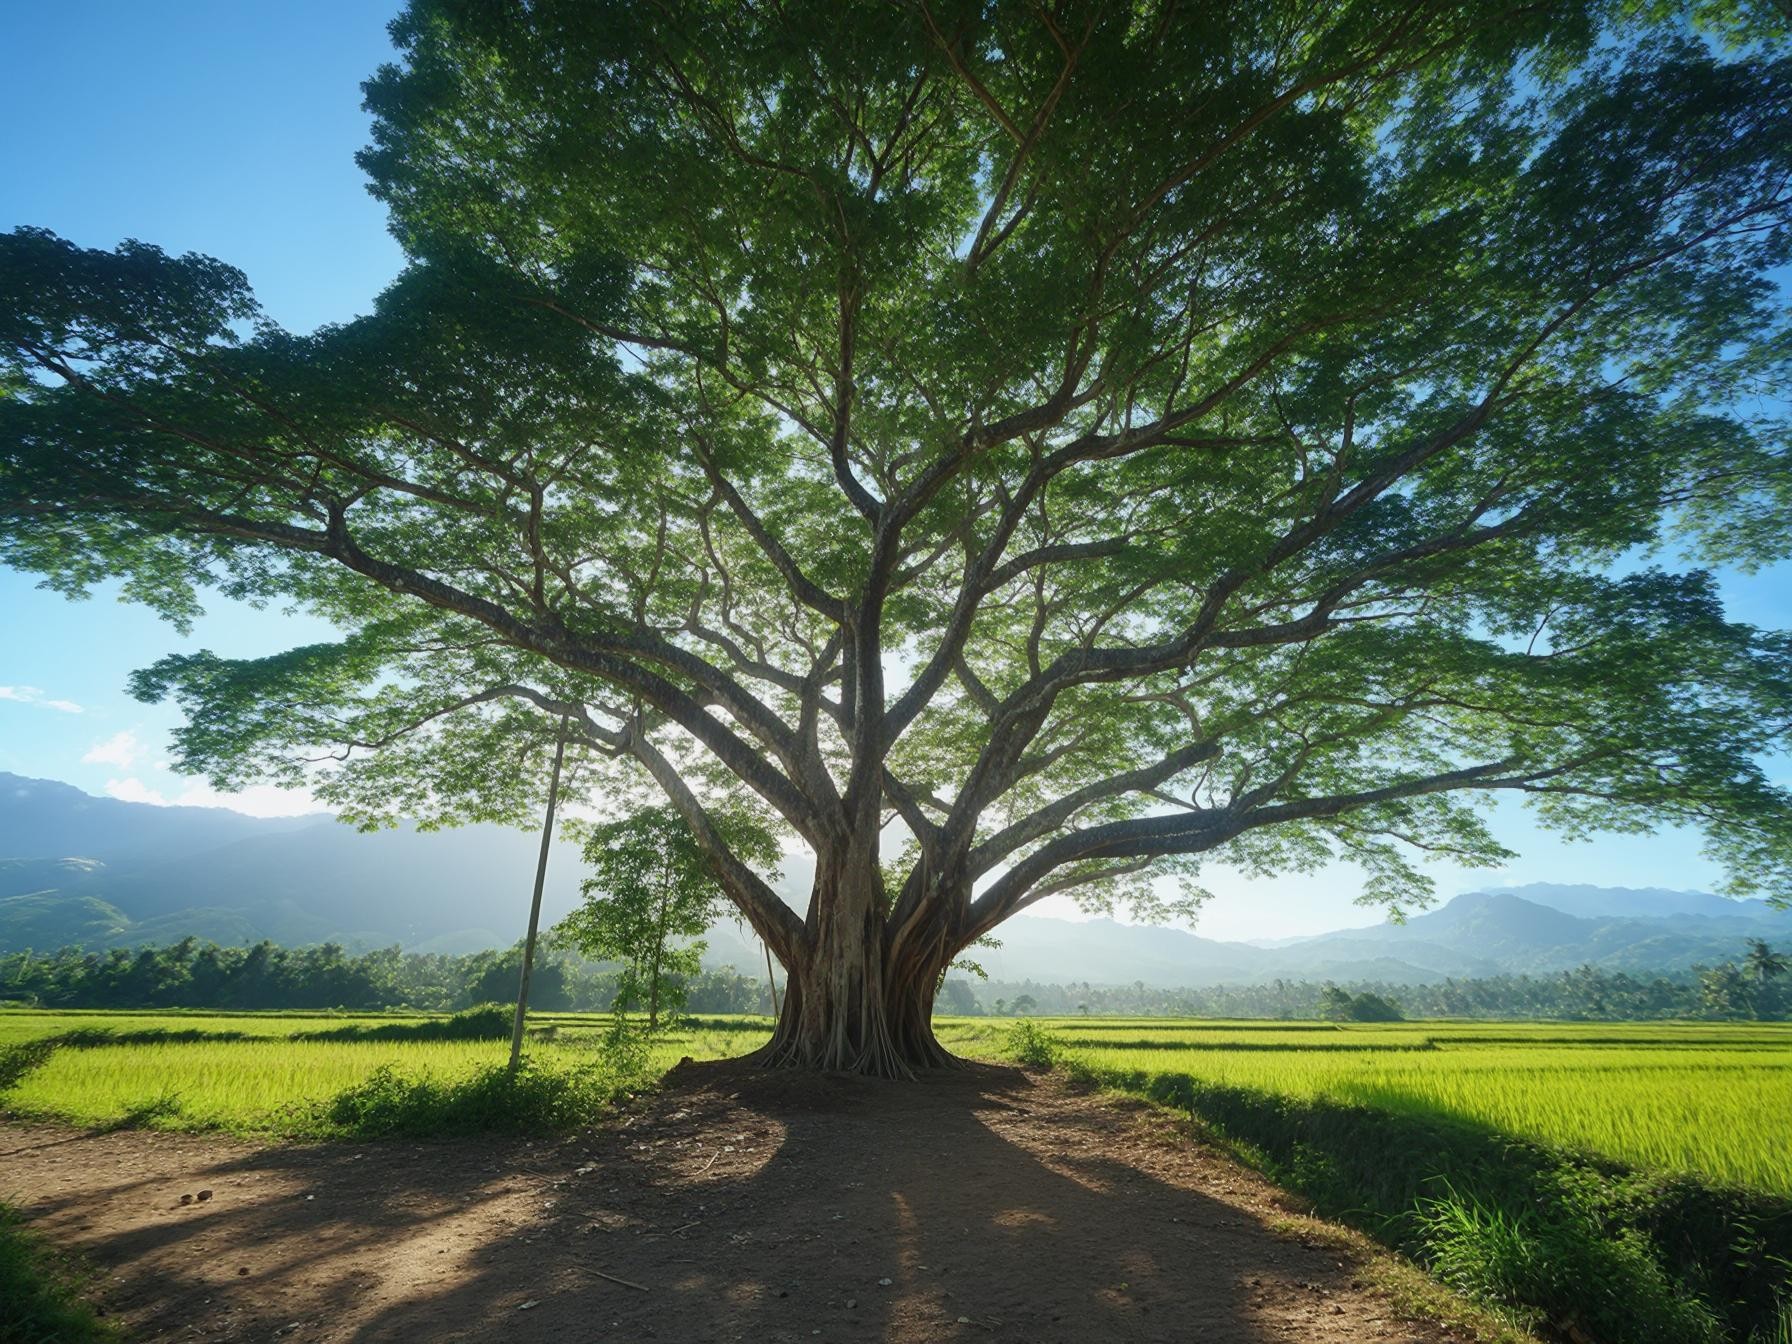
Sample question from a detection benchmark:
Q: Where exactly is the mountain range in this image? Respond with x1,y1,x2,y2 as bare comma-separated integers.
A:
1,772,1784,983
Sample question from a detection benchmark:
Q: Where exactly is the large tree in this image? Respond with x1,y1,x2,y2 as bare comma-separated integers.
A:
4,1,1792,1074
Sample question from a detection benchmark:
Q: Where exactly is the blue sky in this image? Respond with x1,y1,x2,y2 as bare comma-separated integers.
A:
1,5,1786,938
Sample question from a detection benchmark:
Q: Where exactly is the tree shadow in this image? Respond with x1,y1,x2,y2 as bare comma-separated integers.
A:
4,1065,1415,1344
342,1061,1398,1343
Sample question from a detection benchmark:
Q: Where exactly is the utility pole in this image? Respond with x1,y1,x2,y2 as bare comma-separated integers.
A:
509,720,568,1075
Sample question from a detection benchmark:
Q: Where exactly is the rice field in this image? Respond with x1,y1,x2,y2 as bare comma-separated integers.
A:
0,1008,764,1133
3,1008,1789,1194
935,1017,1792,1195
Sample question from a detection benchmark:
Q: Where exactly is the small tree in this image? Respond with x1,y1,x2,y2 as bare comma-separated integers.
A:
1700,963,1754,1020
1346,991,1404,1022
557,806,780,1030
1744,939,1789,986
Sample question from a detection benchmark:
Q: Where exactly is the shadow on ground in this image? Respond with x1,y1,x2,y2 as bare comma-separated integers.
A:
1,1063,1440,1344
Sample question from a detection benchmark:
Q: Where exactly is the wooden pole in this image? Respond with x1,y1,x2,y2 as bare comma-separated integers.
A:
509,721,568,1075
764,937,781,1017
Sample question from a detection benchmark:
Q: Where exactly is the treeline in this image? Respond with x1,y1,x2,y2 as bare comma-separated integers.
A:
3,937,1786,1020
977,954,1791,1021
0,937,770,1014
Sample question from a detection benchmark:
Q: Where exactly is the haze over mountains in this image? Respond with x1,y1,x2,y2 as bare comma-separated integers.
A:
1,772,1784,983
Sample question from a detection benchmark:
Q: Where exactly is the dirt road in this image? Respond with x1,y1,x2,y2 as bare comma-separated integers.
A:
1,1062,1467,1343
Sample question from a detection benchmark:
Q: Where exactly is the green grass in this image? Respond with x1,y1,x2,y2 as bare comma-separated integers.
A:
937,1017,1792,1194
0,1009,765,1136
0,1203,117,1344
4,1010,1787,1190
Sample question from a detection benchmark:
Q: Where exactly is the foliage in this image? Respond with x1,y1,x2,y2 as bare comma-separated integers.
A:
555,806,780,1028
0,938,774,1015
1006,1019,1063,1068
1747,939,1791,985
6,937,1787,1028
1320,985,1406,1021
0,1203,117,1344
4,2,1792,1067
973,952,1792,1020
311,1054,637,1138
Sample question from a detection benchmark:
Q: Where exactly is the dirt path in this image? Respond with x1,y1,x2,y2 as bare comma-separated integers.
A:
2,1062,1465,1344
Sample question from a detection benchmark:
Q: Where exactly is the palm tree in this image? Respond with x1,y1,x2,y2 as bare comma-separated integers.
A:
1744,939,1788,985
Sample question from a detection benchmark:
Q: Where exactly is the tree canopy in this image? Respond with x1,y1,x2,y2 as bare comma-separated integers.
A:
4,0,1791,1071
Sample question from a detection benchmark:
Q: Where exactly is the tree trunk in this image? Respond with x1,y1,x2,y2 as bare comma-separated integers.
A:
757,851,961,1077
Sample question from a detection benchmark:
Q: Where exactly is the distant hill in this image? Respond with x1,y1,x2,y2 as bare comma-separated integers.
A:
1271,887,1789,981
1481,881,1778,923
966,916,1273,986
0,773,1785,981
0,773,317,866
0,772,588,953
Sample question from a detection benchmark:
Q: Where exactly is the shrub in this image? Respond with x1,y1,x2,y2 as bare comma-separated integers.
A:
1007,1020,1063,1068
312,1052,638,1139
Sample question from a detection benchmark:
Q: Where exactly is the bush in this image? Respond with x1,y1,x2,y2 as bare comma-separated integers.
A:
1007,1020,1063,1068
312,1054,636,1139
0,1203,116,1344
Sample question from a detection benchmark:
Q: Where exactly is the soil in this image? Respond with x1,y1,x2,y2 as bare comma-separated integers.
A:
1,1061,1467,1344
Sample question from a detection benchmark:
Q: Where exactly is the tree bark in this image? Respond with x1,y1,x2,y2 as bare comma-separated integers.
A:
757,851,961,1077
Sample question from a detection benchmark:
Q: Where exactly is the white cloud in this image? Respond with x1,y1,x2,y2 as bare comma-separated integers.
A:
0,685,84,713
170,781,325,818
102,775,325,819
103,777,170,805
82,729,143,768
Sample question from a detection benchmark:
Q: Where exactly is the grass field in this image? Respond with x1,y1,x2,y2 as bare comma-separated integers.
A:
934,1017,1792,1195
0,1008,766,1134
3,1008,1787,1194
931,1017,1792,1343
4,1008,1790,1340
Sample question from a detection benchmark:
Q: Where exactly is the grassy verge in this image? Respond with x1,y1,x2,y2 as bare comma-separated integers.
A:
1006,1021,1792,1344
0,1204,116,1344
